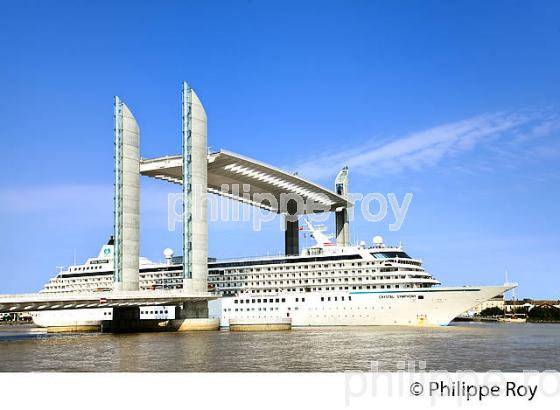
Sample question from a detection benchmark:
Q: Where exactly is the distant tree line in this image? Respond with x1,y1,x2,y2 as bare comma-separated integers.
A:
527,305,560,322
479,307,504,317
479,305,560,322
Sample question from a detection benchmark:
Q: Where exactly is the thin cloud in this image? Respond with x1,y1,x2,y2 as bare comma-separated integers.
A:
0,183,177,231
292,110,559,181
0,184,112,213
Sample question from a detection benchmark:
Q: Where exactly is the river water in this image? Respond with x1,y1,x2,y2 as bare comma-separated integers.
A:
0,322,558,372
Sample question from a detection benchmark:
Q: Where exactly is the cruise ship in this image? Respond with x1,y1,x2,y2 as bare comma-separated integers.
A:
33,221,515,328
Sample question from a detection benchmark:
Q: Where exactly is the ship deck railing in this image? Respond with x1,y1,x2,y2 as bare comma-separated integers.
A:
211,253,305,263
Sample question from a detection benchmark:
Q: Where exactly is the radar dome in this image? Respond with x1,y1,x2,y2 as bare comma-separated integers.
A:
373,236,384,246
163,248,174,259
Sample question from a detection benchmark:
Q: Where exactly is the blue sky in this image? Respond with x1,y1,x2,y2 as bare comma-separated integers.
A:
0,1,559,298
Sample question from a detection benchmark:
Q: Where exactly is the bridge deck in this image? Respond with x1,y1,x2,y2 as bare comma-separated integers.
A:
0,290,217,313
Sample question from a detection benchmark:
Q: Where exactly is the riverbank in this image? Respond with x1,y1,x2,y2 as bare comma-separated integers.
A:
453,317,500,322
454,317,560,324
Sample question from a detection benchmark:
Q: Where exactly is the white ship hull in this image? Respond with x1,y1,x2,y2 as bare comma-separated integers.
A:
31,306,175,328
31,308,112,328
32,286,512,328
209,285,513,327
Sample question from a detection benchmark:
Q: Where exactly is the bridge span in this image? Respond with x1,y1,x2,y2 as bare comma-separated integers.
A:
0,290,216,314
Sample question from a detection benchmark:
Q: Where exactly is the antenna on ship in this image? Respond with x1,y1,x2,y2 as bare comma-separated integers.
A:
163,248,174,265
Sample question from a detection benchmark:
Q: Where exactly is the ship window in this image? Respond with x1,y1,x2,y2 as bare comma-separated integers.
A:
302,298,305,302
418,295,424,300
349,296,352,301
281,298,285,302
371,251,411,259
295,298,299,302
321,297,324,302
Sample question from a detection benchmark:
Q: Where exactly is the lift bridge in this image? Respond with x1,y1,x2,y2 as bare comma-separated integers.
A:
0,82,352,332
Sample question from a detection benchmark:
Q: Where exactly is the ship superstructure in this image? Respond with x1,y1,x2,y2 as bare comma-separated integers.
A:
35,222,515,327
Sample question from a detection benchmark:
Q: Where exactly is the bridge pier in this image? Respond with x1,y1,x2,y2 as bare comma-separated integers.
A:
46,325,100,333
182,82,209,294
101,301,218,333
284,199,300,256
101,306,141,333
113,97,141,291
176,300,208,319
335,167,350,246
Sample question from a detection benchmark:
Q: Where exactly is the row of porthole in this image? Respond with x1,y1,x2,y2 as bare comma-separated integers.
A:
218,284,420,292
225,306,393,313
140,310,170,315
69,265,106,272
213,260,416,274
213,273,424,283
229,307,301,312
